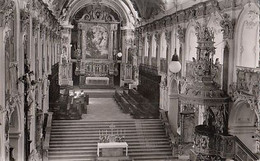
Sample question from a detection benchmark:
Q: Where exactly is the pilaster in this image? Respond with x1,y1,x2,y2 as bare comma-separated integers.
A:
59,25,73,86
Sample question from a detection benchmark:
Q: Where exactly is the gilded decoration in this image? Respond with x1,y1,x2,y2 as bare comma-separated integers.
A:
179,23,229,155
229,67,260,112
220,13,235,39
28,149,41,161
76,5,119,23
165,30,171,46
32,18,40,36
177,25,185,43
3,0,14,27
136,0,248,34
20,8,30,33
154,32,160,46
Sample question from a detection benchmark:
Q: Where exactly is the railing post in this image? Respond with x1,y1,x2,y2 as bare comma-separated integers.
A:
43,112,53,161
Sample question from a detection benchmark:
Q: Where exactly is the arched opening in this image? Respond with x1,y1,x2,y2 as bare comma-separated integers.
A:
9,106,20,161
144,36,149,64
229,101,258,152
160,32,167,72
2,1,23,160
151,34,157,66
185,24,197,61
235,3,259,68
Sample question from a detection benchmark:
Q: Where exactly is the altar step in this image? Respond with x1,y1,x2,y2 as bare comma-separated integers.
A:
79,85,114,89
82,89,115,98
49,119,178,161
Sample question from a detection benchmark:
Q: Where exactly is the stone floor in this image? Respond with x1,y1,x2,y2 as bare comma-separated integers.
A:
81,97,133,121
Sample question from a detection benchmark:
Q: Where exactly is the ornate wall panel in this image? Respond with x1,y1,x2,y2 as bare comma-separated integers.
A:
236,3,259,68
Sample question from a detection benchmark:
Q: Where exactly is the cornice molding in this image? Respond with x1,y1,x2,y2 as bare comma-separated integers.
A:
136,0,257,33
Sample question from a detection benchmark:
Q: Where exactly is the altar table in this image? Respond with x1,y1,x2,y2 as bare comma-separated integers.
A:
86,77,109,85
97,142,128,157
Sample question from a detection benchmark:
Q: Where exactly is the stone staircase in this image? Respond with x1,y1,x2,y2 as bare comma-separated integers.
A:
48,119,177,161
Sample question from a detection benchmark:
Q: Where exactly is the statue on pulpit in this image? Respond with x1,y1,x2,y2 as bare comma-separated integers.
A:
203,107,216,132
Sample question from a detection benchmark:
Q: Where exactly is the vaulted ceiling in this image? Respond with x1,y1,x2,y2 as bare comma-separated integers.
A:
47,0,177,20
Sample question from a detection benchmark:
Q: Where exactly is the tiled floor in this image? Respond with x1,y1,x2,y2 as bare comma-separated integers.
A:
81,98,133,121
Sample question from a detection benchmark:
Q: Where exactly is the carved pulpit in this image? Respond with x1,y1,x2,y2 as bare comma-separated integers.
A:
178,23,231,160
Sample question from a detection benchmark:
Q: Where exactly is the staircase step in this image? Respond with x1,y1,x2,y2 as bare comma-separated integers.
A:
50,141,170,147
50,130,166,135
51,122,163,127
50,132,167,138
50,135,168,141
51,126,165,131
49,118,174,161
133,155,178,160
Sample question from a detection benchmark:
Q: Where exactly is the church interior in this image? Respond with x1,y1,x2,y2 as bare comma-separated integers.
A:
0,0,260,160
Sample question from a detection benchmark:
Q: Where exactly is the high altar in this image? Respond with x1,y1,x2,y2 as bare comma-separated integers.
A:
74,5,120,86
59,4,138,88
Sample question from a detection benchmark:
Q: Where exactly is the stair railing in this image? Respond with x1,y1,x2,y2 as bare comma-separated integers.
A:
233,136,259,161
43,112,53,161
160,110,180,157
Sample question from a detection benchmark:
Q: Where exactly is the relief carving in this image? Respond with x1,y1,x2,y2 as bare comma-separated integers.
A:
3,0,14,27
245,10,259,29
154,32,160,46
32,18,40,36
220,13,235,39
177,25,185,43
28,149,41,161
20,8,30,33
165,30,171,46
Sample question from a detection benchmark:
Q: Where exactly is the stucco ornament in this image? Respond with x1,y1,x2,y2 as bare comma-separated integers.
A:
177,25,185,43
28,149,41,161
220,13,235,39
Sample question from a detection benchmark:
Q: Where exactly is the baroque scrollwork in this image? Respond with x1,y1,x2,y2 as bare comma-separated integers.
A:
32,18,40,36
230,75,259,117
28,149,41,161
154,32,160,46
20,6,30,33
177,25,185,43
2,0,15,28
220,13,235,39
165,30,171,45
